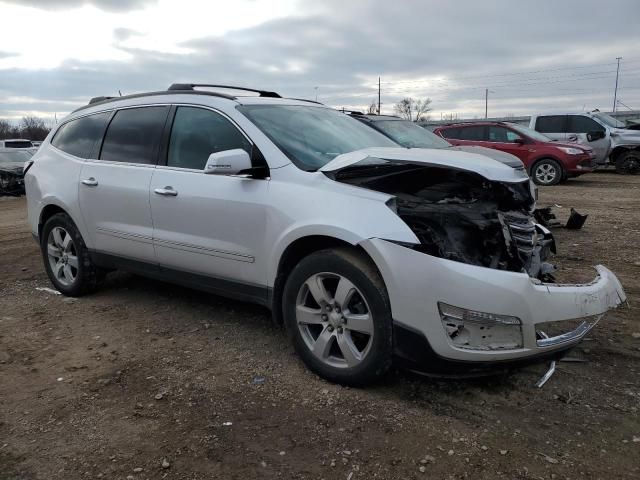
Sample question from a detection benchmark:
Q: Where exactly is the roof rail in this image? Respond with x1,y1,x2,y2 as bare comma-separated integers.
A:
287,97,323,105
89,96,116,105
168,83,281,98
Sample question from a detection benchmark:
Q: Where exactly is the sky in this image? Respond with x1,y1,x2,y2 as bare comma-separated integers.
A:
1,0,640,124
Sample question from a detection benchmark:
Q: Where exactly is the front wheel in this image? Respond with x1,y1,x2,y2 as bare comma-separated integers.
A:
532,158,563,186
615,151,640,175
282,248,393,386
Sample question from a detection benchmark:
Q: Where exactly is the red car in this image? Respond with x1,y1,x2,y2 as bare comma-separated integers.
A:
434,121,595,185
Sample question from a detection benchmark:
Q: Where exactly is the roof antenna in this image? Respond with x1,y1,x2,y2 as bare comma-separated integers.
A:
118,90,123,97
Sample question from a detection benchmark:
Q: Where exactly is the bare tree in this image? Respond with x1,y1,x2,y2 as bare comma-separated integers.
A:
393,97,432,122
19,116,50,141
0,119,12,140
367,101,378,115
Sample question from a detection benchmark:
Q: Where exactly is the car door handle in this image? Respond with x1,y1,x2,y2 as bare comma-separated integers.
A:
81,177,98,187
154,187,178,197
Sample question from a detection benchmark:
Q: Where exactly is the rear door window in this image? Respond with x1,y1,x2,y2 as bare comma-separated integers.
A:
457,125,486,141
567,115,605,133
167,106,251,170
51,112,111,158
99,106,169,164
535,115,567,133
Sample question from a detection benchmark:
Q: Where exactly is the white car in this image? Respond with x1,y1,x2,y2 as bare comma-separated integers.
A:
25,84,626,385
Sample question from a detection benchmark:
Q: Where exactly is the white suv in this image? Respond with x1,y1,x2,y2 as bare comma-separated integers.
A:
25,84,626,385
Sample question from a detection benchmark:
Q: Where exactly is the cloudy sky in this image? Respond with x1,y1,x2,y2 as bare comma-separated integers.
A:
1,0,639,124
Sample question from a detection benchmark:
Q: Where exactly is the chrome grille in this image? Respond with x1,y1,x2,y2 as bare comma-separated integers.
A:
504,215,537,255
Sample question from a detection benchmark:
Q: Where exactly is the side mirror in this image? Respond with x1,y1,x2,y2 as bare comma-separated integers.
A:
513,137,525,144
204,149,252,175
586,131,606,142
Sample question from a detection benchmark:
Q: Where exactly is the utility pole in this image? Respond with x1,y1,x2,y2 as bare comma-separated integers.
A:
613,57,622,112
377,77,381,115
485,88,489,119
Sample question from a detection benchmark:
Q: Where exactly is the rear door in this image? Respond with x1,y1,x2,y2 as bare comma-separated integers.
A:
149,105,269,296
79,105,169,263
533,115,567,142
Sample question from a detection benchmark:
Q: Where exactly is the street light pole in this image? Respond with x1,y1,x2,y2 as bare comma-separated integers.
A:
613,57,622,113
485,88,489,119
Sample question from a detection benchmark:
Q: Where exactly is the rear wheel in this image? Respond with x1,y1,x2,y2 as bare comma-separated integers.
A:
41,213,101,296
615,151,640,175
282,248,393,386
532,158,563,186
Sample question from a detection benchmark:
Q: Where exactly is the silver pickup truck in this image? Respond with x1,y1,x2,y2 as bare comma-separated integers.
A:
529,111,640,174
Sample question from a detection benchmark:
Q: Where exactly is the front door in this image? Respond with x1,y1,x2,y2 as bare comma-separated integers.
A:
149,106,269,294
79,105,169,263
567,115,610,164
484,125,528,161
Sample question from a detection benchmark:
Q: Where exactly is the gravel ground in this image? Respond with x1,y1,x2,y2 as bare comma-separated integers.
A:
1,172,639,480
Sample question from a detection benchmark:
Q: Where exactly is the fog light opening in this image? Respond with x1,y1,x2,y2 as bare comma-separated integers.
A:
438,302,523,351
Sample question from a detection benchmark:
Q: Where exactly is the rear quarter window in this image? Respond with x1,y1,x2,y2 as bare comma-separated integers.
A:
51,112,111,158
439,127,461,139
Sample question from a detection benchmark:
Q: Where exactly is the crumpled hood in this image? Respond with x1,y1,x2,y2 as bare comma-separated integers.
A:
449,145,524,168
611,128,640,143
319,147,528,183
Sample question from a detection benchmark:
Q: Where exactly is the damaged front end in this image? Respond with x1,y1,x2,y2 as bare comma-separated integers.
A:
325,160,555,280
0,167,25,196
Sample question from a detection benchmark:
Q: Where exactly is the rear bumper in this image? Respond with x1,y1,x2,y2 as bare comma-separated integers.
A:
361,239,626,368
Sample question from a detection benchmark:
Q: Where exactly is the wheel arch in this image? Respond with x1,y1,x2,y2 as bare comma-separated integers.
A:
270,234,382,324
610,145,640,162
38,203,70,241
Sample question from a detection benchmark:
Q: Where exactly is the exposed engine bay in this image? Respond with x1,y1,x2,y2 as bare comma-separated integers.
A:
326,161,556,280
0,167,25,196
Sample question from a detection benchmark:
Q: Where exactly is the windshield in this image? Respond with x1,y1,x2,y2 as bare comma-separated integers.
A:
593,112,625,129
0,150,32,163
373,120,451,149
238,105,396,170
506,122,552,142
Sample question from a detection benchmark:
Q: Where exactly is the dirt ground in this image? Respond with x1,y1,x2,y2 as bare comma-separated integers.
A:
1,172,639,480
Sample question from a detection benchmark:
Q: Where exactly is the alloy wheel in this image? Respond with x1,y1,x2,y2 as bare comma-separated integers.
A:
47,226,79,286
295,272,374,369
535,163,558,184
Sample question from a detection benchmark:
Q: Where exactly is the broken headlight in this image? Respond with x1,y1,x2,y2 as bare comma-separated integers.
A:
438,302,523,351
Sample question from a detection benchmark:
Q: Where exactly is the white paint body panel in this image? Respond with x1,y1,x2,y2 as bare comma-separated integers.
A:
79,160,156,263
149,167,269,285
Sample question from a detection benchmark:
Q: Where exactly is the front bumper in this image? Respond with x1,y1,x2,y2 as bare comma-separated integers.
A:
567,153,596,173
361,238,626,366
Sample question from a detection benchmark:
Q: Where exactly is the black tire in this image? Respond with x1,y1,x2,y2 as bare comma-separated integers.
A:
615,151,640,175
40,213,101,296
531,158,563,186
282,248,393,386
